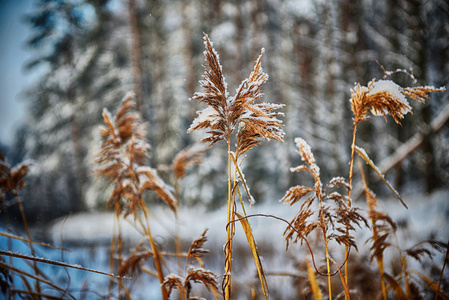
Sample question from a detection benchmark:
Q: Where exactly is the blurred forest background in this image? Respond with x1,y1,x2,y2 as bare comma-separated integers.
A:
1,0,448,224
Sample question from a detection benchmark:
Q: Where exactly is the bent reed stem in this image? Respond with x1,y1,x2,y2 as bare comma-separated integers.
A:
17,193,41,295
319,195,332,300
345,123,358,291
225,137,233,300
141,203,168,300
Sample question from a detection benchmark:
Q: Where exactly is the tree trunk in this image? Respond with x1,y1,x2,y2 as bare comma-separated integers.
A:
128,0,144,113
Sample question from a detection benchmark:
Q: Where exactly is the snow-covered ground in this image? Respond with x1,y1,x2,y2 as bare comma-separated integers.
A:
4,188,447,299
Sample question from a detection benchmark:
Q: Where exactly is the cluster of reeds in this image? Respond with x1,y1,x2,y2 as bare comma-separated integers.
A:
94,92,219,299
1,33,448,300
277,69,446,299
0,150,126,299
186,34,448,299
187,33,285,300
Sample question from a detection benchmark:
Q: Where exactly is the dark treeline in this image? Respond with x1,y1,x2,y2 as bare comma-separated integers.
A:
4,0,448,223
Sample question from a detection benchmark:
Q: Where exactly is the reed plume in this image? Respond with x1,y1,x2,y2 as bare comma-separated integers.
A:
0,151,42,296
346,75,445,287
95,92,176,299
281,137,367,299
188,33,284,299
162,229,219,300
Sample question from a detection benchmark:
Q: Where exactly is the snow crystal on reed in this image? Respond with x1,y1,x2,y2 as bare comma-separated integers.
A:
203,34,230,99
294,138,313,159
239,169,256,205
294,137,321,178
188,106,220,132
368,80,411,115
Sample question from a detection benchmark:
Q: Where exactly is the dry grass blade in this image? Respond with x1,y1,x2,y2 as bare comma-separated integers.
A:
187,229,210,259
8,289,67,300
0,249,126,279
383,273,406,300
306,258,323,300
355,146,407,209
0,261,76,299
408,270,449,300
235,212,269,300
327,255,350,300
0,232,70,251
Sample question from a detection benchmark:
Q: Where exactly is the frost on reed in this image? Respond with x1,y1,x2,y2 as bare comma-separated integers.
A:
95,92,177,215
350,78,445,126
187,33,284,299
187,34,285,155
345,75,445,291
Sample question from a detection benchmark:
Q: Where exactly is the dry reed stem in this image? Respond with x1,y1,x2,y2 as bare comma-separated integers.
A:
358,158,387,300
172,145,208,278
0,152,42,296
281,138,367,300
95,93,181,299
306,258,323,300
436,240,449,300
188,33,284,299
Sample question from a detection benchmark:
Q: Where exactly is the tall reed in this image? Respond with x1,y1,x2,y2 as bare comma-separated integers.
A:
346,75,445,286
281,138,367,299
94,92,177,299
188,33,284,299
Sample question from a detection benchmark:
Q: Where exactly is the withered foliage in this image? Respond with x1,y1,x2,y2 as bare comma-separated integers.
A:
119,247,153,277
172,145,208,180
94,92,177,216
281,138,367,250
404,240,447,263
187,229,210,259
350,78,445,125
0,150,33,196
187,33,284,157
163,268,218,299
162,230,218,299
162,274,184,297
363,183,397,262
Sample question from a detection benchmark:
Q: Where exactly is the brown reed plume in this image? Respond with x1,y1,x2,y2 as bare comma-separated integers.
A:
281,137,367,300
346,74,445,287
188,33,284,299
95,92,176,299
161,229,219,300
0,150,42,296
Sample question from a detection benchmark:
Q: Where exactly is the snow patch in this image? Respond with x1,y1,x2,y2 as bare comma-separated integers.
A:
368,80,411,115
